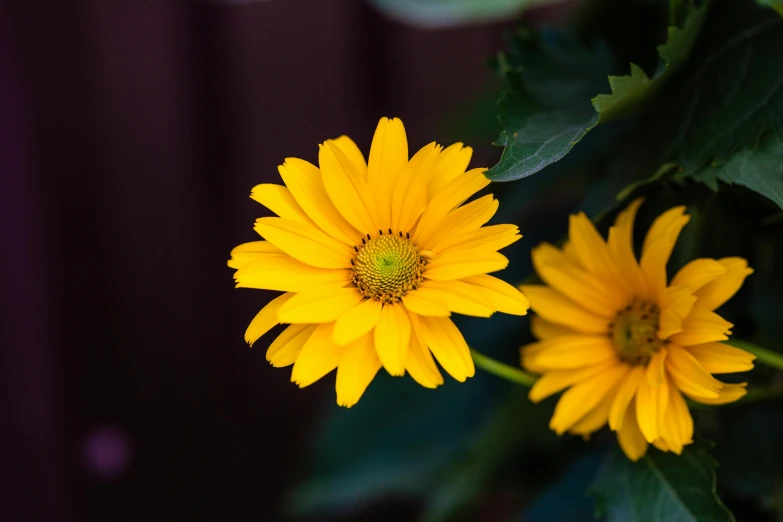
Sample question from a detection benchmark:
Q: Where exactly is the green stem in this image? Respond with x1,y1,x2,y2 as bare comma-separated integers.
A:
470,349,536,387
724,339,783,371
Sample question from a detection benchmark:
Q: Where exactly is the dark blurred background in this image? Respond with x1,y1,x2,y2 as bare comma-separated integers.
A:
0,1,574,520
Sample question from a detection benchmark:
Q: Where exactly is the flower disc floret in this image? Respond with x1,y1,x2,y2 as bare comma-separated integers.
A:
610,300,663,365
352,232,424,303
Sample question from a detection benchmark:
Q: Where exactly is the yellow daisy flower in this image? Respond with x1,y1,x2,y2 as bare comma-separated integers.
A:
229,117,529,407
521,199,755,461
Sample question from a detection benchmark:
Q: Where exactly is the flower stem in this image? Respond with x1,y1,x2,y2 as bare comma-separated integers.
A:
470,349,536,387
725,339,783,371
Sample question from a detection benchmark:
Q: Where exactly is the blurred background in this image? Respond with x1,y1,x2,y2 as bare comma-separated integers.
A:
1,1,579,520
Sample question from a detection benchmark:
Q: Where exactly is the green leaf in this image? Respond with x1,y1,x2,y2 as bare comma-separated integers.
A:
592,441,734,522
592,0,709,121
487,1,708,182
688,133,783,208
365,0,565,28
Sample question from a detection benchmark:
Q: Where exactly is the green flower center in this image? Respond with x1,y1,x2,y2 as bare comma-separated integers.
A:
610,300,663,365
352,232,424,304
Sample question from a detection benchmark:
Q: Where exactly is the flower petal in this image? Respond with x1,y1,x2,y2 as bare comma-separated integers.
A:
569,384,616,436
522,336,618,372
520,285,610,335
608,365,645,431
234,254,351,292
427,143,472,197
656,387,693,454
665,344,722,399
254,217,353,269
333,298,383,346
416,195,498,251
277,287,364,324
405,322,444,389
228,241,282,269
685,382,747,405
250,183,315,225
694,257,753,311
635,373,669,443
418,280,495,317
415,314,474,382
616,400,649,461
639,206,690,295
367,117,408,225
436,225,521,256
336,333,381,407
415,168,490,241
374,304,411,376
424,250,508,281
331,135,368,177
607,198,647,298
267,324,316,367
278,158,359,245
669,307,733,346
461,274,529,316
291,322,342,387
549,363,628,434
686,342,756,374
671,258,727,292
529,315,576,340
401,288,451,317
528,360,616,403
319,140,379,234
245,293,293,346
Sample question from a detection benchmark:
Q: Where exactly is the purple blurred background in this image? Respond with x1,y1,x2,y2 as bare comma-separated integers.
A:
1,1,566,520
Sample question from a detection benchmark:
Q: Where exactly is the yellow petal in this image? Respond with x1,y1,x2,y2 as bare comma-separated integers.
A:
367,117,408,225
401,288,451,317
635,373,669,442
415,168,490,240
528,360,616,403
418,280,495,317
461,274,530,316
250,183,315,225
335,333,381,407
656,387,693,454
332,135,368,177
254,217,352,269
549,363,628,434
415,314,474,382
656,285,697,339
436,225,521,256
569,384,616,436
228,241,282,269
405,323,444,389
639,206,690,294
523,336,618,372
374,304,411,376
686,342,755,374
658,309,684,340
520,285,610,335
694,257,753,311
278,158,359,245
391,144,437,233
569,212,624,290
532,243,623,317
646,348,667,386
606,199,647,300
319,141,379,234
685,382,747,405
234,255,351,292
665,344,721,399
427,142,473,197
669,307,733,346
245,293,293,346
671,258,727,292
608,365,645,431
277,286,364,324
424,250,508,281
267,324,316,367
291,322,342,387
616,400,649,461
529,315,576,340
415,195,498,251
333,298,383,346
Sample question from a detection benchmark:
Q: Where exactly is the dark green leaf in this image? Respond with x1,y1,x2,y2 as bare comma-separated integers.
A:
487,1,708,181
592,441,734,522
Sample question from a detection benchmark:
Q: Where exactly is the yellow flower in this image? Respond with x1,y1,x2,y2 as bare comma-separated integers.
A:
521,200,755,461
229,117,529,407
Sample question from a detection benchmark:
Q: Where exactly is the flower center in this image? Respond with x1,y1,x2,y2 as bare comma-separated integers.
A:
352,231,425,304
609,300,663,365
